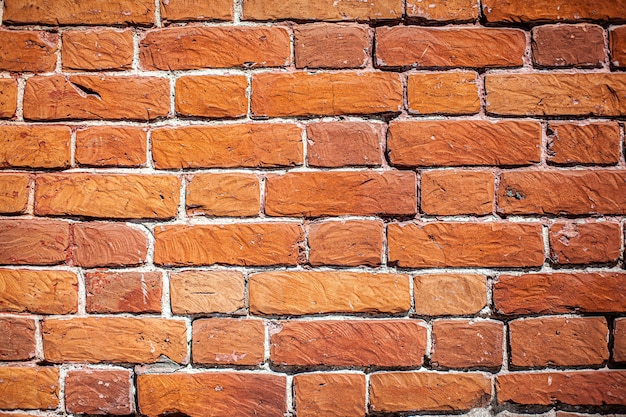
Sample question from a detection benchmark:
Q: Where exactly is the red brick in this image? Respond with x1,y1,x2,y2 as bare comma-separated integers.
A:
369,372,492,413
249,271,410,315
0,220,69,265
306,122,382,167
265,171,416,217
498,170,626,215
186,173,260,217
615,318,626,363
0,269,77,314
4,0,155,25
192,318,264,366
497,371,626,406
376,27,525,68
421,170,494,215
176,75,247,118
0,318,36,361
242,0,402,21
432,320,503,369
140,27,290,70
251,72,402,117
62,29,133,71
35,174,180,219
494,272,626,315
65,370,132,415
532,24,605,68
407,71,480,115
24,75,170,121
0,174,29,214
547,122,621,165
85,271,162,314
138,372,286,417
170,270,245,315
0,367,59,410
152,123,303,169
271,320,426,367
414,274,487,316
0,125,70,169
406,0,479,22
388,222,544,268
72,222,148,268
509,317,609,367
549,222,622,265
0,29,57,72
0,78,17,118
160,0,233,22
294,373,365,417
482,0,626,24
485,73,626,117
154,223,304,266
307,220,383,266
42,317,187,364
295,23,369,69
388,120,541,167
76,126,147,167
610,26,626,68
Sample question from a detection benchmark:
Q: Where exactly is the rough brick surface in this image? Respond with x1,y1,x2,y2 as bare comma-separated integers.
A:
0,317,36,360
615,318,626,363
307,220,383,266
0,220,69,265
75,126,147,167
0,30,58,72
0,269,77,314
186,173,260,217
0,367,59,410
549,222,622,265
169,270,245,315
192,318,265,366
0,125,71,169
406,0,479,22
294,373,366,417
432,320,504,369
295,23,369,69
306,122,382,167
407,71,480,115
175,75,248,118
532,24,605,68
0,174,29,214
85,271,162,314
65,370,132,415
421,170,494,215
62,29,134,71
413,274,487,316
482,0,626,24
160,0,234,22
547,122,621,165
72,222,148,267
242,0,402,21
0,78,17,119
611,26,626,68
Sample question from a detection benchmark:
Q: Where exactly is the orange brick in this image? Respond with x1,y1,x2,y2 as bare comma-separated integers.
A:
65,369,132,415
0,269,77,314
294,373,366,417
35,174,180,219
498,170,626,215
295,23,369,69
72,222,148,268
192,318,265,366
151,124,303,169
176,75,247,118
0,220,69,265
549,222,622,265
170,270,245,315
388,222,544,268
86,271,162,314
0,78,17,118
407,71,480,115
432,320,503,369
0,125,70,169
140,27,290,70
62,29,133,71
160,0,233,22
249,271,410,315
154,223,304,266
547,122,621,165
414,274,487,316
186,173,260,217
482,0,626,24
0,318,36,360
42,317,187,364
306,122,382,167
376,27,525,68
406,0,479,22
610,26,626,68
532,24,605,68
0,29,57,72
251,72,402,117
615,318,626,363
421,170,494,215
271,320,426,367
0,174,29,214
24,76,170,121
265,171,416,217
76,126,147,167
307,220,383,266
0,367,59,410
242,0,402,21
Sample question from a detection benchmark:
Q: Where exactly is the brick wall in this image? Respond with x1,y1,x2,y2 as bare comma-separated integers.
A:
0,0,625,415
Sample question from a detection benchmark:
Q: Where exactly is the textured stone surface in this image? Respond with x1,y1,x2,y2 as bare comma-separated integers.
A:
369,372,492,412
611,26,626,68
615,318,626,363
249,271,410,315
0,317,36,360
414,274,487,316
509,317,609,367
265,171,416,217
0,125,70,169
388,120,541,167
549,222,622,265
307,220,383,266
160,0,233,21
138,372,287,417
0,367,59,410
186,173,260,217
85,271,162,314
498,170,626,215
0,269,77,314
421,170,494,215
547,122,621,165
270,320,426,367
192,319,265,366
42,317,187,363
376,27,525,68
388,222,544,268
76,126,147,167
35,174,180,219
482,0,626,23
306,122,382,167
406,0,479,22
242,0,402,21
407,71,479,115
294,373,366,417
152,124,303,169
24,75,170,121
140,27,290,70
432,320,503,369
0,78,17,118
0,29,57,72
154,223,304,266
494,272,626,315
0,174,29,214
62,29,133,71
176,75,248,118
295,23,369,68
252,72,402,117
72,222,148,267
532,24,605,68
0,220,69,265
65,370,132,415
170,270,245,315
